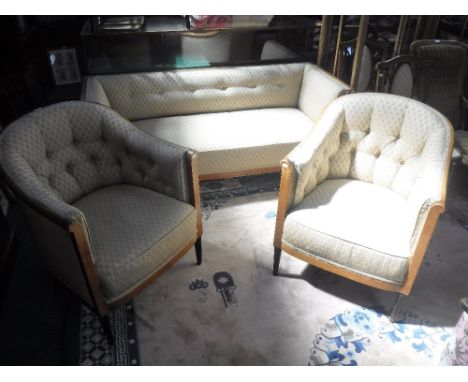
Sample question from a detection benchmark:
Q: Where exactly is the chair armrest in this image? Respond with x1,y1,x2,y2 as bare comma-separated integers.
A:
286,105,345,207
0,163,85,228
117,125,193,204
273,108,345,247
273,160,297,248
376,54,418,71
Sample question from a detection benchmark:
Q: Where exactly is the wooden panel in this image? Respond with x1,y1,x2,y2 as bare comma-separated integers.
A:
199,166,280,181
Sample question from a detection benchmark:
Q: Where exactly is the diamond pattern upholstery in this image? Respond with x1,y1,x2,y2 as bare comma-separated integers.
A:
0,101,199,307
0,101,191,224
74,184,196,303
280,93,452,286
83,63,351,177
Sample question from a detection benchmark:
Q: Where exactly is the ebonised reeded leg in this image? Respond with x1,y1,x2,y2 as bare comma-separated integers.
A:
273,247,282,276
390,293,405,323
99,314,114,346
195,237,202,265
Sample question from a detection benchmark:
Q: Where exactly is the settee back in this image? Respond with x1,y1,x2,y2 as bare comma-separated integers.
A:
83,63,351,123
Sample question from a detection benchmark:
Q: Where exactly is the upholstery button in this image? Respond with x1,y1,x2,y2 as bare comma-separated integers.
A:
66,163,74,172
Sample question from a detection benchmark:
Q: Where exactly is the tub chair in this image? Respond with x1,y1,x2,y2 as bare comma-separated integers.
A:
273,93,453,320
0,101,203,343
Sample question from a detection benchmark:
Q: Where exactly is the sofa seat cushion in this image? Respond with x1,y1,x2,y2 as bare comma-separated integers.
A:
282,179,413,285
73,184,196,303
134,108,314,176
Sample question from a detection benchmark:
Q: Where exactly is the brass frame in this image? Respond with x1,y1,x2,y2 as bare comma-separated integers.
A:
273,126,454,296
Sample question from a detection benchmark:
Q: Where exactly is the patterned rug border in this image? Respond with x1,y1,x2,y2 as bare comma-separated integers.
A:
79,302,139,366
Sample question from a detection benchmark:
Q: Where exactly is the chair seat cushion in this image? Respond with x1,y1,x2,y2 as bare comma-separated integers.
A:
133,108,314,176
282,179,413,285
73,184,196,303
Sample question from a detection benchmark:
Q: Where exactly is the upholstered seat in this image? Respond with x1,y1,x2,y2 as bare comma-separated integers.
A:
274,93,453,305
73,184,197,303
0,101,203,342
134,108,314,176
283,179,413,285
83,62,351,179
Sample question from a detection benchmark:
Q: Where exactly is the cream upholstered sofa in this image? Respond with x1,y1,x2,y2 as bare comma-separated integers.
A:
82,63,351,180
0,101,202,342
273,93,453,315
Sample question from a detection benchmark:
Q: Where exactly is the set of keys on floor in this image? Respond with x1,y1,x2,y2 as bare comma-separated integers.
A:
189,271,238,308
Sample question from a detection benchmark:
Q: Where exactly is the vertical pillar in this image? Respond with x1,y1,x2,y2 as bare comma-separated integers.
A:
317,15,334,69
332,15,345,76
393,16,409,56
350,16,370,89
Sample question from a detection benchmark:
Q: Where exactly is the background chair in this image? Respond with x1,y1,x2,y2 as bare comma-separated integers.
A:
273,93,453,319
0,101,203,342
377,39,468,131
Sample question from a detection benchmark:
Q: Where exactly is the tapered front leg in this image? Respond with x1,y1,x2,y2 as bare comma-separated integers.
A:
273,247,282,276
195,237,202,265
99,314,114,346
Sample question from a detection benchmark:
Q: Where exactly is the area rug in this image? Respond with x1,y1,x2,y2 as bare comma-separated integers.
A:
134,176,468,365
79,302,139,366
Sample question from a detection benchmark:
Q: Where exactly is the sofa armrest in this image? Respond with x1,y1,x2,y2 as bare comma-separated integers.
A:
81,76,111,108
298,64,352,124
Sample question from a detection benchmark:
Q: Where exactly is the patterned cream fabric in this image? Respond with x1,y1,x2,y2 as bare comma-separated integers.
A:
283,179,413,284
283,93,452,285
134,108,314,175
0,102,191,224
298,64,352,124
83,63,350,176
85,63,307,120
73,184,196,303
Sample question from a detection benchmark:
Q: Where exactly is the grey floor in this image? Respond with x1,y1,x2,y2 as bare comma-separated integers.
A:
134,170,468,365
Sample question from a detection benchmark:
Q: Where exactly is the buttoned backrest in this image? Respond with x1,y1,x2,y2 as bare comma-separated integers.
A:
84,63,307,120
0,102,177,207
292,93,452,206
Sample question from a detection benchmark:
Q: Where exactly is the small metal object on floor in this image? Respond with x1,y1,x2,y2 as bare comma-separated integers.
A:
213,271,238,308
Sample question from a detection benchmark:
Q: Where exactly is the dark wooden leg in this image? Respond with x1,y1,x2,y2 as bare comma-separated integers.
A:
273,247,282,276
390,293,404,323
195,237,202,265
99,314,114,346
